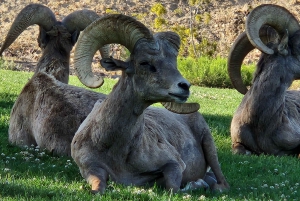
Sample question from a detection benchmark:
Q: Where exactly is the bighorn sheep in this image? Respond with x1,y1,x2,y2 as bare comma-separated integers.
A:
71,14,229,194
228,4,300,156
1,4,107,156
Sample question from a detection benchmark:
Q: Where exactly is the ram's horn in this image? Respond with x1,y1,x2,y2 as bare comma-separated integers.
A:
246,4,300,55
0,4,57,55
62,9,100,33
63,10,110,58
74,14,153,88
161,102,200,114
228,25,278,94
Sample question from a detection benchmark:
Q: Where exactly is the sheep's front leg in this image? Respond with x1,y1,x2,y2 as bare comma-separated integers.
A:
162,162,182,192
86,168,108,194
202,132,230,192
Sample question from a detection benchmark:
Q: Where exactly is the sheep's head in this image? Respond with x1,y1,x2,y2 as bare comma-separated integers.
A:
74,14,199,114
0,4,108,58
228,4,300,94
37,24,76,56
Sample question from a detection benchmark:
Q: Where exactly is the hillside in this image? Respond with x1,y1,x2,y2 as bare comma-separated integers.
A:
0,0,299,74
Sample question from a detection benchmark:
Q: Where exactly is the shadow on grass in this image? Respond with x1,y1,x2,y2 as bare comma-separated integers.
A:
0,92,17,109
202,113,233,137
0,100,14,109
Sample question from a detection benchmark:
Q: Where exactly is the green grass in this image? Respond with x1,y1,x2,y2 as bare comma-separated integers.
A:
1,69,300,200
178,57,255,88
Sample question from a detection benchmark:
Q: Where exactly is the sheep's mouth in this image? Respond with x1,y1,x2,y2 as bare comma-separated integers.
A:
169,93,189,102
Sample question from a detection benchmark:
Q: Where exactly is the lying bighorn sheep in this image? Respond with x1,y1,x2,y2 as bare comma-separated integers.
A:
71,14,229,194
1,4,107,156
229,4,300,156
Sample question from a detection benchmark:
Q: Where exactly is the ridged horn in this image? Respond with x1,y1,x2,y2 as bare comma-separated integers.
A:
161,102,200,114
0,4,57,55
228,26,278,94
246,4,300,55
62,9,110,58
62,9,100,33
99,45,111,59
74,14,153,88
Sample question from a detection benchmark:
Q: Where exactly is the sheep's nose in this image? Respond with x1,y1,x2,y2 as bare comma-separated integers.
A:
178,81,190,91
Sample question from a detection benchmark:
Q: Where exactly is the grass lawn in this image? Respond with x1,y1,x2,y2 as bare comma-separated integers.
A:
0,69,299,200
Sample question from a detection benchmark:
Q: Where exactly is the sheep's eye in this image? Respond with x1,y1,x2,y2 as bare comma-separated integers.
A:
140,62,157,72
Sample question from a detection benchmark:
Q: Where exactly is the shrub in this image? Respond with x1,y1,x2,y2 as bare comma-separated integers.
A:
178,56,255,88
150,3,167,17
132,12,147,21
195,14,202,23
105,8,119,14
173,8,183,16
203,12,211,24
0,58,19,71
189,0,211,6
154,17,166,29
188,37,217,58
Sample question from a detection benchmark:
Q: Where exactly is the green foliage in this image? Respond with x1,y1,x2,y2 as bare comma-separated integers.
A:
188,38,217,58
171,25,191,56
189,0,211,6
195,14,202,23
150,3,167,17
0,58,19,71
134,1,215,58
168,12,216,58
131,12,147,21
203,12,211,24
173,8,183,16
150,3,168,31
171,26,190,43
177,56,255,88
154,17,166,29
188,0,198,6
105,8,119,14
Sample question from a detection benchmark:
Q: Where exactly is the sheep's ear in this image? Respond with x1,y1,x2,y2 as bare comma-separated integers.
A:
38,27,49,49
277,29,289,56
100,57,129,72
71,30,79,46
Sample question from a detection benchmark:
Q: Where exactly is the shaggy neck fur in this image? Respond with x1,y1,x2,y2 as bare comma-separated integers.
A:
35,38,71,84
91,74,150,153
242,54,293,136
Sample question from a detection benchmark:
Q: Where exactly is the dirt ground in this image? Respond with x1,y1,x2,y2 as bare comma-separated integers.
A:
1,0,300,75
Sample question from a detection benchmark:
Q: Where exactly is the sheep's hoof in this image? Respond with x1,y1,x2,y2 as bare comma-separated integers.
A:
180,179,209,192
91,189,99,194
88,175,106,194
211,182,230,193
90,188,105,194
232,143,252,155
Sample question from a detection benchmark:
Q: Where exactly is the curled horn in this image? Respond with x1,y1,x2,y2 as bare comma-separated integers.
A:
0,4,57,55
62,9,100,33
228,25,278,94
74,14,153,88
246,4,300,55
62,9,110,58
161,102,200,114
